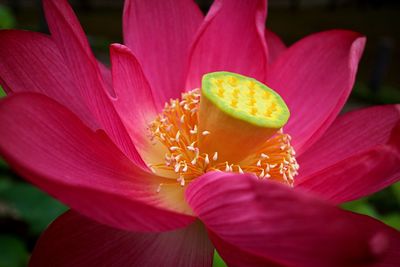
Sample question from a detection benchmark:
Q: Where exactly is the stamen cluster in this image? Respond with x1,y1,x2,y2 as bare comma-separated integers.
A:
149,89,299,189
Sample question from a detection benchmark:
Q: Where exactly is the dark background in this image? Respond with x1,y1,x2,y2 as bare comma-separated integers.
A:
0,1,399,266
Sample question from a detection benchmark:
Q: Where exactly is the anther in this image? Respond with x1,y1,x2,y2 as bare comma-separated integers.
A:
266,164,270,172
213,152,218,161
202,130,210,136
180,177,186,186
187,145,196,151
204,154,210,165
238,166,244,174
182,163,188,172
175,131,180,142
225,162,230,172
174,163,181,173
190,125,198,135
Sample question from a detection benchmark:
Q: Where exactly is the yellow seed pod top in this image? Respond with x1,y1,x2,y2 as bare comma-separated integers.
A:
202,71,290,129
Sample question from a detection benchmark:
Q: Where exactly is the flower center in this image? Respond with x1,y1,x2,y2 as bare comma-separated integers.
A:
149,72,299,191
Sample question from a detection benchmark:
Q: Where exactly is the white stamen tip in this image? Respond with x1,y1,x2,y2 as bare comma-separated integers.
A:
225,162,230,172
266,164,270,172
256,160,262,167
190,125,198,135
187,146,196,151
213,152,218,161
170,146,180,151
175,131,180,142
182,163,188,172
204,154,210,165
202,130,210,136
261,153,269,159
238,166,244,174
174,163,181,173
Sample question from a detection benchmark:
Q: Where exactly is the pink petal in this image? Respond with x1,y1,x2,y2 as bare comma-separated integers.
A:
0,30,96,129
265,29,286,65
186,172,400,267
185,0,268,90
42,0,145,167
0,93,194,232
97,61,113,96
123,0,203,110
30,211,213,267
296,105,400,204
267,30,366,154
110,44,164,163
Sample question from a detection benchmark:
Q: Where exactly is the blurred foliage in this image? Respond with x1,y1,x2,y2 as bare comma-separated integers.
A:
352,82,400,104
0,235,28,267
342,184,400,230
0,160,67,267
213,250,227,267
0,5,16,29
0,177,68,236
0,85,5,98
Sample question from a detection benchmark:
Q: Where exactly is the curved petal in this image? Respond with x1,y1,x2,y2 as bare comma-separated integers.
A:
97,61,113,95
296,105,400,203
42,0,145,167
123,0,203,110
265,29,286,65
30,211,213,267
0,30,96,129
0,93,194,232
109,44,167,165
186,172,400,267
267,30,366,154
185,0,268,90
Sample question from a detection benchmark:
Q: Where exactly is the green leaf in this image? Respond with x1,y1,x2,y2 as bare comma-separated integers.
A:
391,182,400,204
0,235,28,267
0,85,6,98
213,250,227,267
0,179,67,235
380,213,400,230
341,198,379,219
0,5,16,29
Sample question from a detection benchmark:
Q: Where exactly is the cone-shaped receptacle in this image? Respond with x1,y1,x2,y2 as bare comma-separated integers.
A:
198,72,290,164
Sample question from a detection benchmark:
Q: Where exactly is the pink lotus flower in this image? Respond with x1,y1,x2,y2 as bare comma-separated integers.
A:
0,0,399,266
